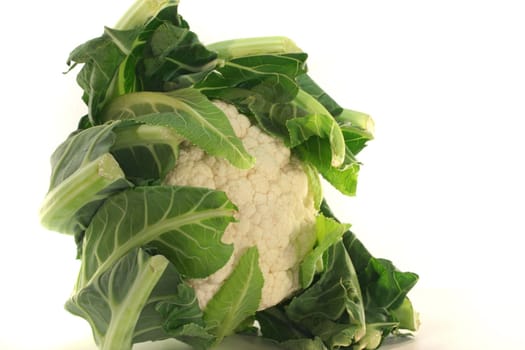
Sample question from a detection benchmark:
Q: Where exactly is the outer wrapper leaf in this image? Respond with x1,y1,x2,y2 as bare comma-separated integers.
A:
196,53,308,138
66,248,170,350
101,88,255,169
40,124,132,235
78,186,236,290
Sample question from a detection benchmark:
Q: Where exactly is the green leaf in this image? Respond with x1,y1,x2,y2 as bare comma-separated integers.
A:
40,124,132,235
156,283,216,349
78,186,236,289
296,74,343,117
321,201,420,339
286,242,366,349
197,53,308,137
364,258,419,310
67,32,130,123
67,1,189,123
204,247,264,343
336,109,375,157
141,22,218,91
111,123,183,185
256,307,310,343
66,248,170,350
164,323,215,350
101,88,255,169
287,113,346,168
298,139,361,196
390,297,420,332
300,215,350,288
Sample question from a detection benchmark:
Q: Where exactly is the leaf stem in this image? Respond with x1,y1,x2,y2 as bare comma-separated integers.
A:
101,253,169,350
207,36,302,61
39,153,127,234
114,0,178,30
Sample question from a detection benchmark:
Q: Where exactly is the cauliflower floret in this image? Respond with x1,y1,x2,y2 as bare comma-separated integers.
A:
164,101,318,310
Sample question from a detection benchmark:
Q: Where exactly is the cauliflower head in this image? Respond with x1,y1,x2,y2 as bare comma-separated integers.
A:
165,101,318,309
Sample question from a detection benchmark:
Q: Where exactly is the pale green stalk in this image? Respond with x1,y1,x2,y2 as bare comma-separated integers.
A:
40,153,126,234
112,124,183,154
114,0,178,30
100,254,169,350
207,36,302,61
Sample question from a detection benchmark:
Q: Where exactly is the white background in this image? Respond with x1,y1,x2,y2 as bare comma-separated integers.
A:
2,0,525,349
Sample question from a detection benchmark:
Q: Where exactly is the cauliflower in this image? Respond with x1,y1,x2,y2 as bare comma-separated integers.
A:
165,101,318,309
41,2,418,349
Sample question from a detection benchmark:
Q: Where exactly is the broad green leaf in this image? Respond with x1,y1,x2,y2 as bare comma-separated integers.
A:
197,54,307,92
321,201,420,340
101,88,255,169
66,248,170,350
391,297,420,331
163,323,215,350
40,124,132,235
256,307,309,343
78,186,236,289
204,247,264,343
296,74,343,117
197,53,308,137
141,22,218,91
157,284,216,349
364,258,419,310
67,1,189,122
129,251,186,344
112,123,183,185
299,215,350,288
287,113,346,168
286,242,366,349
297,139,361,196
67,31,130,123
48,123,115,189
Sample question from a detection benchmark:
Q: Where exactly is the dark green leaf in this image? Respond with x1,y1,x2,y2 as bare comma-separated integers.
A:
297,139,361,196
68,32,129,123
197,53,308,137
40,123,132,235
141,22,218,90
156,283,216,349
78,186,236,289
111,123,182,185
296,74,343,116
66,248,171,350
257,307,310,342
287,113,346,168
286,242,366,349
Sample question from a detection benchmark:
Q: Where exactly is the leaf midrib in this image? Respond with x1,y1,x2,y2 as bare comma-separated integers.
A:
83,206,234,287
